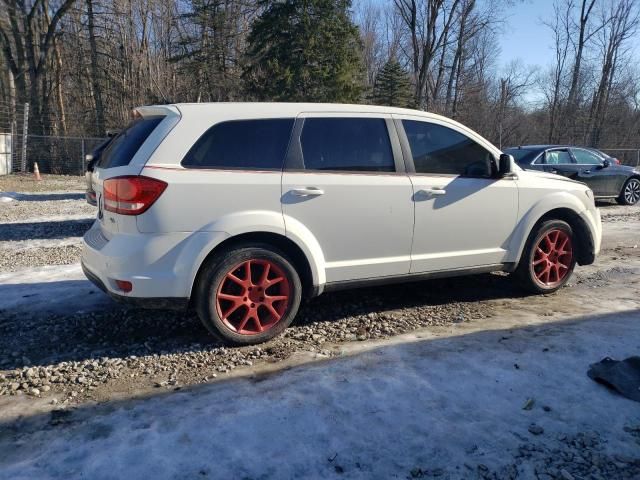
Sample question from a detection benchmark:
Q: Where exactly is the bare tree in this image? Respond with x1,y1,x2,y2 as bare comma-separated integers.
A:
588,0,640,146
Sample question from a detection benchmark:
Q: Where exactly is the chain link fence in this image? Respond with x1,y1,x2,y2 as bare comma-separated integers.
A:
1,101,106,176
22,135,106,175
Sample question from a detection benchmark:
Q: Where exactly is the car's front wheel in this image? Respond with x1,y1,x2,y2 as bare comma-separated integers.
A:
195,244,302,345
516,220,577,294
617,177,640,206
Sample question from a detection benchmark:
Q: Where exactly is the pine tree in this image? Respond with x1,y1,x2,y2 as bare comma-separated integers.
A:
371,59,413,108
242,0,365,102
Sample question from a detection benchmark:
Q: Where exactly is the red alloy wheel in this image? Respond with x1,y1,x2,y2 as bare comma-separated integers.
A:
215,259,291,335
532,229,573,288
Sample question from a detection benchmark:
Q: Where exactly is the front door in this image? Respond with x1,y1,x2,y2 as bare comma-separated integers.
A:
570,148,623,196
281,115,414,283
395,116,518,273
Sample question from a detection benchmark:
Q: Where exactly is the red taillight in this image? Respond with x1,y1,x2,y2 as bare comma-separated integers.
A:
613,158,621,165
103,176,167,215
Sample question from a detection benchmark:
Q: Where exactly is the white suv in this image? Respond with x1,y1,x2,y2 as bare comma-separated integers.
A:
82,103,602,344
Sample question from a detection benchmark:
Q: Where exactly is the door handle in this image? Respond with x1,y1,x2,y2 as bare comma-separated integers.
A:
290,187,325,197
416,188,447,197
583,170,591,174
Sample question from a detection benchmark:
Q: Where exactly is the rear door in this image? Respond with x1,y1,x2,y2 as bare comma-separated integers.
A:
540,148,578,178
281,114,414,283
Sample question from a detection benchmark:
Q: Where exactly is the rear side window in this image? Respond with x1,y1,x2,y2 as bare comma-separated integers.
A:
300,118,395,172
182,119,294,170
544,150,572,165
402,120,494,178
98,116,164,169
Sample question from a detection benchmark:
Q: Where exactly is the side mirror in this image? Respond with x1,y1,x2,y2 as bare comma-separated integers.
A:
499,153,514,176
602,159,611,168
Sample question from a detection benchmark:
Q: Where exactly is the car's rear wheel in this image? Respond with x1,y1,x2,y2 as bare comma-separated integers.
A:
516,220,576,294
617,177,640,206
195,244,302,345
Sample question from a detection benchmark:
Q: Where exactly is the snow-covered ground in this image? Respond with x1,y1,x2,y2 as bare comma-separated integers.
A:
1,183,640,479
1,310,639,479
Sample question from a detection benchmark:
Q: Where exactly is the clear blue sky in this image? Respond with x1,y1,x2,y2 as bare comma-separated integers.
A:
499,0,554,69
498,0,640,69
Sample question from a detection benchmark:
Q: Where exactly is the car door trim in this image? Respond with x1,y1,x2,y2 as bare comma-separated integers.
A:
323,263,515,292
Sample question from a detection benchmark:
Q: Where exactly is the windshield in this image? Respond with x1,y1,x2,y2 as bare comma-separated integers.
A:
504,148,541,165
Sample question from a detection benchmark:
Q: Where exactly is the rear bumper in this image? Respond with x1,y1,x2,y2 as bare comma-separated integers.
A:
81,220,229,304
82,261,188,310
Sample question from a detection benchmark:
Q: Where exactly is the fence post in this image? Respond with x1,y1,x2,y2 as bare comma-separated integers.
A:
20,103,29,172
81,138,86,175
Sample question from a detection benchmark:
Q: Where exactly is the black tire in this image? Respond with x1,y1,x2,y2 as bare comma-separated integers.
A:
515,220,577,294
195,243,302,345
616,177,640,206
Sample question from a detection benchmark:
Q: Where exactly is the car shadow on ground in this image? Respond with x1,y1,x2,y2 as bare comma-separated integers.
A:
1,310,639,480
0,219,93,241
0,272,528,371
9,192,86,202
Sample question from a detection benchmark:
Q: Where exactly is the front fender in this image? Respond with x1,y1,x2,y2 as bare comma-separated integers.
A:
507,192,590,264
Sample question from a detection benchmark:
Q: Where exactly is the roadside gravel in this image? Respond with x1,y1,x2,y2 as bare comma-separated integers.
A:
0,196,93,223
0,244,82,272
472,431,640,480
0,278,491,403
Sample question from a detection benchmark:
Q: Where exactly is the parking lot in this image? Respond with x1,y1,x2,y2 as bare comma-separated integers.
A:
1,174,639,479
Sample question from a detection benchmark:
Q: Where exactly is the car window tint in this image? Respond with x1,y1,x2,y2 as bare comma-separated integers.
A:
572,149,603,165
182,119,294,170
300,118,395,172
402,120,493,177
98,116,164,169
545,150,572,165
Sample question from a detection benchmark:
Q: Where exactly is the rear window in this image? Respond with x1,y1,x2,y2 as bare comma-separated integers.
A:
182,119,294,170
504,148,542,165
300,118,395,172
98,116,164,169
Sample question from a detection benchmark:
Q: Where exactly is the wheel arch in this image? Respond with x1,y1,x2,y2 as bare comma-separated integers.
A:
189,231,318,303
621,174,640,199
535,208,594,265
510,197,596,267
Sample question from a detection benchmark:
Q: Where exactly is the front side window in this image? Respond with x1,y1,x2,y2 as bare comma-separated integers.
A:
571,149,603,165
300,118,395,172
98,116,164,169
402,120,494,177
182,119,294,170
544,150,572,165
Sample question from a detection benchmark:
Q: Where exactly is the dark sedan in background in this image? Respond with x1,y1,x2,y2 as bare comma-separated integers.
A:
504,145,640,205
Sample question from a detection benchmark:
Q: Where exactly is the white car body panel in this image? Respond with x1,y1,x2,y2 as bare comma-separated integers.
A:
81,102,602,303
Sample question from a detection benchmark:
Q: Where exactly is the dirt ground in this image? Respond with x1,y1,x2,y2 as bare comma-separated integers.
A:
0,173,86,193
0,177,639,478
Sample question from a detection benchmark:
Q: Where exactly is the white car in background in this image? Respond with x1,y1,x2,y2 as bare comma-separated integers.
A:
82,103,602,344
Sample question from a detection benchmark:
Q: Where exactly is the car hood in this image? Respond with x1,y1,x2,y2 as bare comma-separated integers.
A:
518,169,585,186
